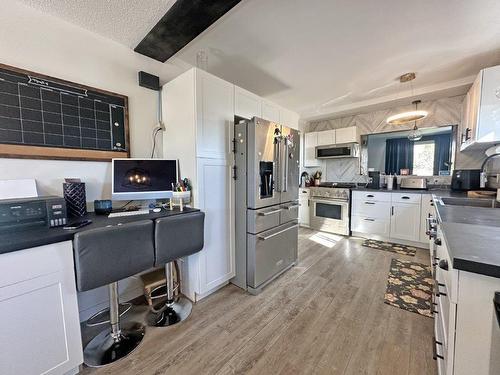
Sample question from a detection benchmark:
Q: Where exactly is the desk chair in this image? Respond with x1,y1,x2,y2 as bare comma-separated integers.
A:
150,211,205,326
73,220,155,367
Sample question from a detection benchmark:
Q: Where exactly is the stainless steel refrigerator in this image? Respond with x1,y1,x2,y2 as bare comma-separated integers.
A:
232,117,300,294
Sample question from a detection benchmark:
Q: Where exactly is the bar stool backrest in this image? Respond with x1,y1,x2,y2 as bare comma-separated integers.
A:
154,212,205,266
73,220,155,292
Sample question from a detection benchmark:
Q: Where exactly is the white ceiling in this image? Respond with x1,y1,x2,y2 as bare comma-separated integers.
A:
18,0,500,120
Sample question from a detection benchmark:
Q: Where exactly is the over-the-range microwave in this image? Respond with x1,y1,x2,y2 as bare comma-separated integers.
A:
315,143,360,159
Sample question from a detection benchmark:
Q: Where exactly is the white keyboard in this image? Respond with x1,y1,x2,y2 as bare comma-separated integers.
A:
108,209,150,218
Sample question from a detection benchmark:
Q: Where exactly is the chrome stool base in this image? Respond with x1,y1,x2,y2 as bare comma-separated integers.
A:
149,296,192,327
86,303,132,327
83,321,145,367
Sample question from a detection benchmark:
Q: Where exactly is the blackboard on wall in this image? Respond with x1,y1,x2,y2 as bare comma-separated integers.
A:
0,63,129,161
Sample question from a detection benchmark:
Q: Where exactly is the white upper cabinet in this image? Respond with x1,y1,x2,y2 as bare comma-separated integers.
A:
336,126,359,144
304,132,320,167
461,65,500,151
234,86,262,120
262,100,281,123
280,107,300,130
316,129,335,146
196,70,234,160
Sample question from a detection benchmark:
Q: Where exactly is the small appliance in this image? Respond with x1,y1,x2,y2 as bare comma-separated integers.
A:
94,200,113,215
400,177,428,190
0,196,67,231
315,143,359,159
451,169,481,191
367,171,380,189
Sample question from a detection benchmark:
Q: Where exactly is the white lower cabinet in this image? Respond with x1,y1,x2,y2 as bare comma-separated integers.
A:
390,202,421,242
298,189,310,227
0,242,82,375
351,191,422,244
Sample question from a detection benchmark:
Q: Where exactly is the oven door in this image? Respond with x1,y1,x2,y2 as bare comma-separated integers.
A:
310,198,349,235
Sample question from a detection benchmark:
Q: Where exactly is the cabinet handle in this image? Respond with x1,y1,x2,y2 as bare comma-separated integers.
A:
364,202,375,205
494,292,500,328
366,194,374,198
438,259,449,271
434,238,442,246
391,206,394,215
364,218,375,222
401,196,410,199
432,337,444,360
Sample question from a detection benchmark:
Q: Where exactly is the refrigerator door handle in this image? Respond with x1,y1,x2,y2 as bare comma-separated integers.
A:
283,138,288,192
274,138,281,193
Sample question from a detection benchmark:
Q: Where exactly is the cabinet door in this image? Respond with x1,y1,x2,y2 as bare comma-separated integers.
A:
336,126,358,144
262,101,280,123
478,65,500,142
234,86,261,120
304,132,320,167
196,158,235,293
0,242,82,375
280,108,299,130
316,130,335,146
299,197,310,226
390,202,421,242
196,70,234,159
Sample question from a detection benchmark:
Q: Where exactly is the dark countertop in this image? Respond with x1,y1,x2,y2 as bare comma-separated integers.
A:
0,207,200,255
433,196,500,278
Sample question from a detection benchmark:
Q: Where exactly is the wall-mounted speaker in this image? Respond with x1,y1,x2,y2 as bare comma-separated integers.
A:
138,71,160,91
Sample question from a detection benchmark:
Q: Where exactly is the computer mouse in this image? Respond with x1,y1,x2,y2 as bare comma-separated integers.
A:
153,208,161,213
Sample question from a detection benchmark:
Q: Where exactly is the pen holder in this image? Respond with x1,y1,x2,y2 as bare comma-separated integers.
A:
170,191,191,212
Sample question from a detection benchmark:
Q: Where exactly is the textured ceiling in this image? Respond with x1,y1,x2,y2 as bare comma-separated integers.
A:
17,0,500,119
17,0,177,48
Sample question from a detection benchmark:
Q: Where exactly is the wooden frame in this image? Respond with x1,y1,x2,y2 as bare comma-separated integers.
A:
0,63,130,161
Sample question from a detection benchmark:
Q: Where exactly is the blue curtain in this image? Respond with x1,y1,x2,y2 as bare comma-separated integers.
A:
385,138,414,174
430,133,452,175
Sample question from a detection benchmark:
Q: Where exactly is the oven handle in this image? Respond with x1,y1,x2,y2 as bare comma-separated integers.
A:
310,197,349,205
258,224,299,241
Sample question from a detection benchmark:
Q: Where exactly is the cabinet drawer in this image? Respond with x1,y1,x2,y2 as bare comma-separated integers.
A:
352,191,391,202
352,199,391,219
391,193,422,205
351,215,390,237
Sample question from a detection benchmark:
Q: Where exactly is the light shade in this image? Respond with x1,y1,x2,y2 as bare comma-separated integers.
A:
386,110,428,125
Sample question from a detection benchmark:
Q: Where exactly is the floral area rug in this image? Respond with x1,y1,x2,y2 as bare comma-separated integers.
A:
384,258,433,318
362,239,419,256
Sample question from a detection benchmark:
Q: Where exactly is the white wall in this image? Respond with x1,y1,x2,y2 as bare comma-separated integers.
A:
0,1,192,319
0,0,190,201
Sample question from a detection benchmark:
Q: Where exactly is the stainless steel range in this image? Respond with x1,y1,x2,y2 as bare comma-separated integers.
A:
309,183,354,236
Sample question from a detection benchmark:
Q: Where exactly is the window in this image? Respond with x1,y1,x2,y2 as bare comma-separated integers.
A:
412,141,435,176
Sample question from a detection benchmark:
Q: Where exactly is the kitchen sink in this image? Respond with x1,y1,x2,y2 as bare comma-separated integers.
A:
439,197,498,208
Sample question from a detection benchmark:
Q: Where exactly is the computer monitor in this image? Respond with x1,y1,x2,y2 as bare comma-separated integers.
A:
111,158,177,200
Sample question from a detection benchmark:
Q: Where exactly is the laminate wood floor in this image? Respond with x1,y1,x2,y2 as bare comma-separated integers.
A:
81,229,436,375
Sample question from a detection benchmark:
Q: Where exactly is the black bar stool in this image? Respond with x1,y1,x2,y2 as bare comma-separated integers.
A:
150,211,205,326
73,220,155,367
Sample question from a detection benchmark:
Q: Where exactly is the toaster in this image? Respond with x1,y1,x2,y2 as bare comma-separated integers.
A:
400,177,427,190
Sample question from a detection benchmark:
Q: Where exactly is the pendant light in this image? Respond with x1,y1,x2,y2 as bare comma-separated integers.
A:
407,100,423,141
386,73,428,125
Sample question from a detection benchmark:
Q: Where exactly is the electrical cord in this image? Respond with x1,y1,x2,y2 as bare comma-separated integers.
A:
151,126,163,158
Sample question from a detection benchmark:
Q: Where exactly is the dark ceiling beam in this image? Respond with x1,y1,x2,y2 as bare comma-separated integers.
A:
134,0,242,62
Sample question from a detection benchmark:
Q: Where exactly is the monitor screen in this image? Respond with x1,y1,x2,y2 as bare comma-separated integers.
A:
112,159,177,200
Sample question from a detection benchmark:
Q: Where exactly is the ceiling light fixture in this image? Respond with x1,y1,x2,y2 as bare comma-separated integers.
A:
407,100,423,141
386,73,428,125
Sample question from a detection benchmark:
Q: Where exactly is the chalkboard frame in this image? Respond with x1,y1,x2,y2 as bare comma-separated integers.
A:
0,63,130,161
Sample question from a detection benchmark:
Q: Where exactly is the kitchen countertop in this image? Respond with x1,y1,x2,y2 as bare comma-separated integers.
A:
0,207,200,255
351,187,465,196
433,195,500,278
